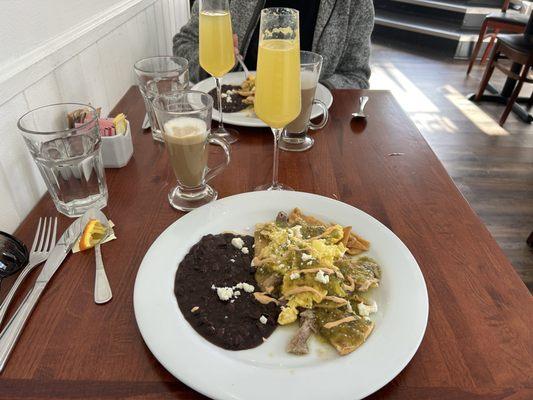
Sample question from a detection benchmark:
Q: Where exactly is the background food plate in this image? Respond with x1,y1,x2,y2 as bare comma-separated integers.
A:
134,191,428,400
191,71,334,128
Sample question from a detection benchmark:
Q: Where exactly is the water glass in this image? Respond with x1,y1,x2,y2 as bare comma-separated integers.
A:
134,56,189,142
18,103,108,217
152,91,231,212
280,51,329,152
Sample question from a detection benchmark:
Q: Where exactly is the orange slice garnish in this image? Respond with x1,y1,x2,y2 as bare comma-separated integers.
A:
79,219,107,251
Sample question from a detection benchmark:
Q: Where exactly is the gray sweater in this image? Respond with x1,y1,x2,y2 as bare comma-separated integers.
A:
173,0,374,89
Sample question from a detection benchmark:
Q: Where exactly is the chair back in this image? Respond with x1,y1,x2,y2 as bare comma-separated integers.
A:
502,0,511,12
526,12,533,42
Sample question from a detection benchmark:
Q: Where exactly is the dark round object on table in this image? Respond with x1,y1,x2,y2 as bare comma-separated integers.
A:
0,231,29,281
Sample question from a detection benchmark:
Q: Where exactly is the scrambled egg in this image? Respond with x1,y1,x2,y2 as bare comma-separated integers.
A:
255,220,349,325
252,208,380,356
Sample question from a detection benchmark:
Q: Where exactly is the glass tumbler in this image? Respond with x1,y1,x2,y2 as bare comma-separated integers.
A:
18,103,108,217
280,51,329,152
152,91,231,211
134,56,189,142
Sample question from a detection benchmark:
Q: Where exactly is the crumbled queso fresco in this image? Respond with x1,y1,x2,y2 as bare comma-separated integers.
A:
213,281,255,301
259,315,268,324
301,252,314,262
289,272,301,280
289,225,302,238
216,287,234,301
230,237,249,254
315,270,330,284
357,301,378,317
231,237,245,249
235,282,255,293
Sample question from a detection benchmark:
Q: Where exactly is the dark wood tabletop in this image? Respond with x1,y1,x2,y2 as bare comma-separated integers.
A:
1,87,531,399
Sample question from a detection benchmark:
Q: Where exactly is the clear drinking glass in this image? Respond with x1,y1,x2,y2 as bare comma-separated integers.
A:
199,0,239,144
152,91,231,211
254,8,301,190
18,103,108,217
134,56,189,142
280,51,329,152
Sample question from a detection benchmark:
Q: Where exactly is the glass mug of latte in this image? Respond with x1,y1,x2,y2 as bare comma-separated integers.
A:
152,91,231,211
280,51,329,152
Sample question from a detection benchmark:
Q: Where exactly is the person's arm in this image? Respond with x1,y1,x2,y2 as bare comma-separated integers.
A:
173,1,201,83
321,0,374,89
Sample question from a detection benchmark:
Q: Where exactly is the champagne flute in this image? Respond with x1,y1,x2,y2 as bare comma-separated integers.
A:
254,8,301,190
199,0,238,144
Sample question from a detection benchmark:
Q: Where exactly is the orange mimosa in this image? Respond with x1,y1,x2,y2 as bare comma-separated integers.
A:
255,39,301,129
199,11,235,77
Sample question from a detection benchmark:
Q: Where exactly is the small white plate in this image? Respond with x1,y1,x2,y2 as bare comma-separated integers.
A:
191,71,333,128
134,191,428,400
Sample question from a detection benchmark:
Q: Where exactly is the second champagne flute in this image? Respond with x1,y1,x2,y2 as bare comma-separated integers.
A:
199,0,238,144
254,8,301,190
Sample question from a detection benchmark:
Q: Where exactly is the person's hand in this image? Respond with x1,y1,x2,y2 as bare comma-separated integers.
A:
233,34,239,55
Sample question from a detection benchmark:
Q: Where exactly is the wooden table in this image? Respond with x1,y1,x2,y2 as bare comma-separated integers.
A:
1,87,531,399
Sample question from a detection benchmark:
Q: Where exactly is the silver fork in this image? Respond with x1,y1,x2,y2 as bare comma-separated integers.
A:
236,53,251,78
0,217,57,326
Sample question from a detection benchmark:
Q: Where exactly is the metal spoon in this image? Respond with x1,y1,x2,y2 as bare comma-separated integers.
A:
351,96,369,119
81,209,112,304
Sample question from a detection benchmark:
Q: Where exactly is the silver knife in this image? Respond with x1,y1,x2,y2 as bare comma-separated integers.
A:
0,217,83,373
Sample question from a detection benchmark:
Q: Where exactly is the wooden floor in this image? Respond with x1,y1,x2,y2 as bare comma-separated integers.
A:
370,39,533,292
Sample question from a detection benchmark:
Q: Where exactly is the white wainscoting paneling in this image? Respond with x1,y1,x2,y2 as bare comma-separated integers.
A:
154,0,172,56
0,0,191,232
0,93,46,231
23,73,63,110
97,24,135,109
54,56,91,105
78,43,111,116
0,0,158,106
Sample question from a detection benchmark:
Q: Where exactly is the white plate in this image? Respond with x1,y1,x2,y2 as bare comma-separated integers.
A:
190,71,333,128
134,191,428,400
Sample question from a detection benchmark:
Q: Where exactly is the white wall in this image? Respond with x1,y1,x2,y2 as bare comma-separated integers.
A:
0,0,190,232
0,0,127,72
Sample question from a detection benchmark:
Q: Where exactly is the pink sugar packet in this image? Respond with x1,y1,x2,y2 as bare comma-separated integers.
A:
98,118,116,137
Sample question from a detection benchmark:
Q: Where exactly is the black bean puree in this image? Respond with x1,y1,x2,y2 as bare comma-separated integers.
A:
174,233,279,350
208,85,250,113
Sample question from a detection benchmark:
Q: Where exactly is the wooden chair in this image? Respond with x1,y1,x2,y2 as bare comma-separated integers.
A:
475,33,533,125
466,0,528,75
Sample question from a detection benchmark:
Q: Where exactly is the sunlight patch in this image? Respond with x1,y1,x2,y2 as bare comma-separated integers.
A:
442,85,508,136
